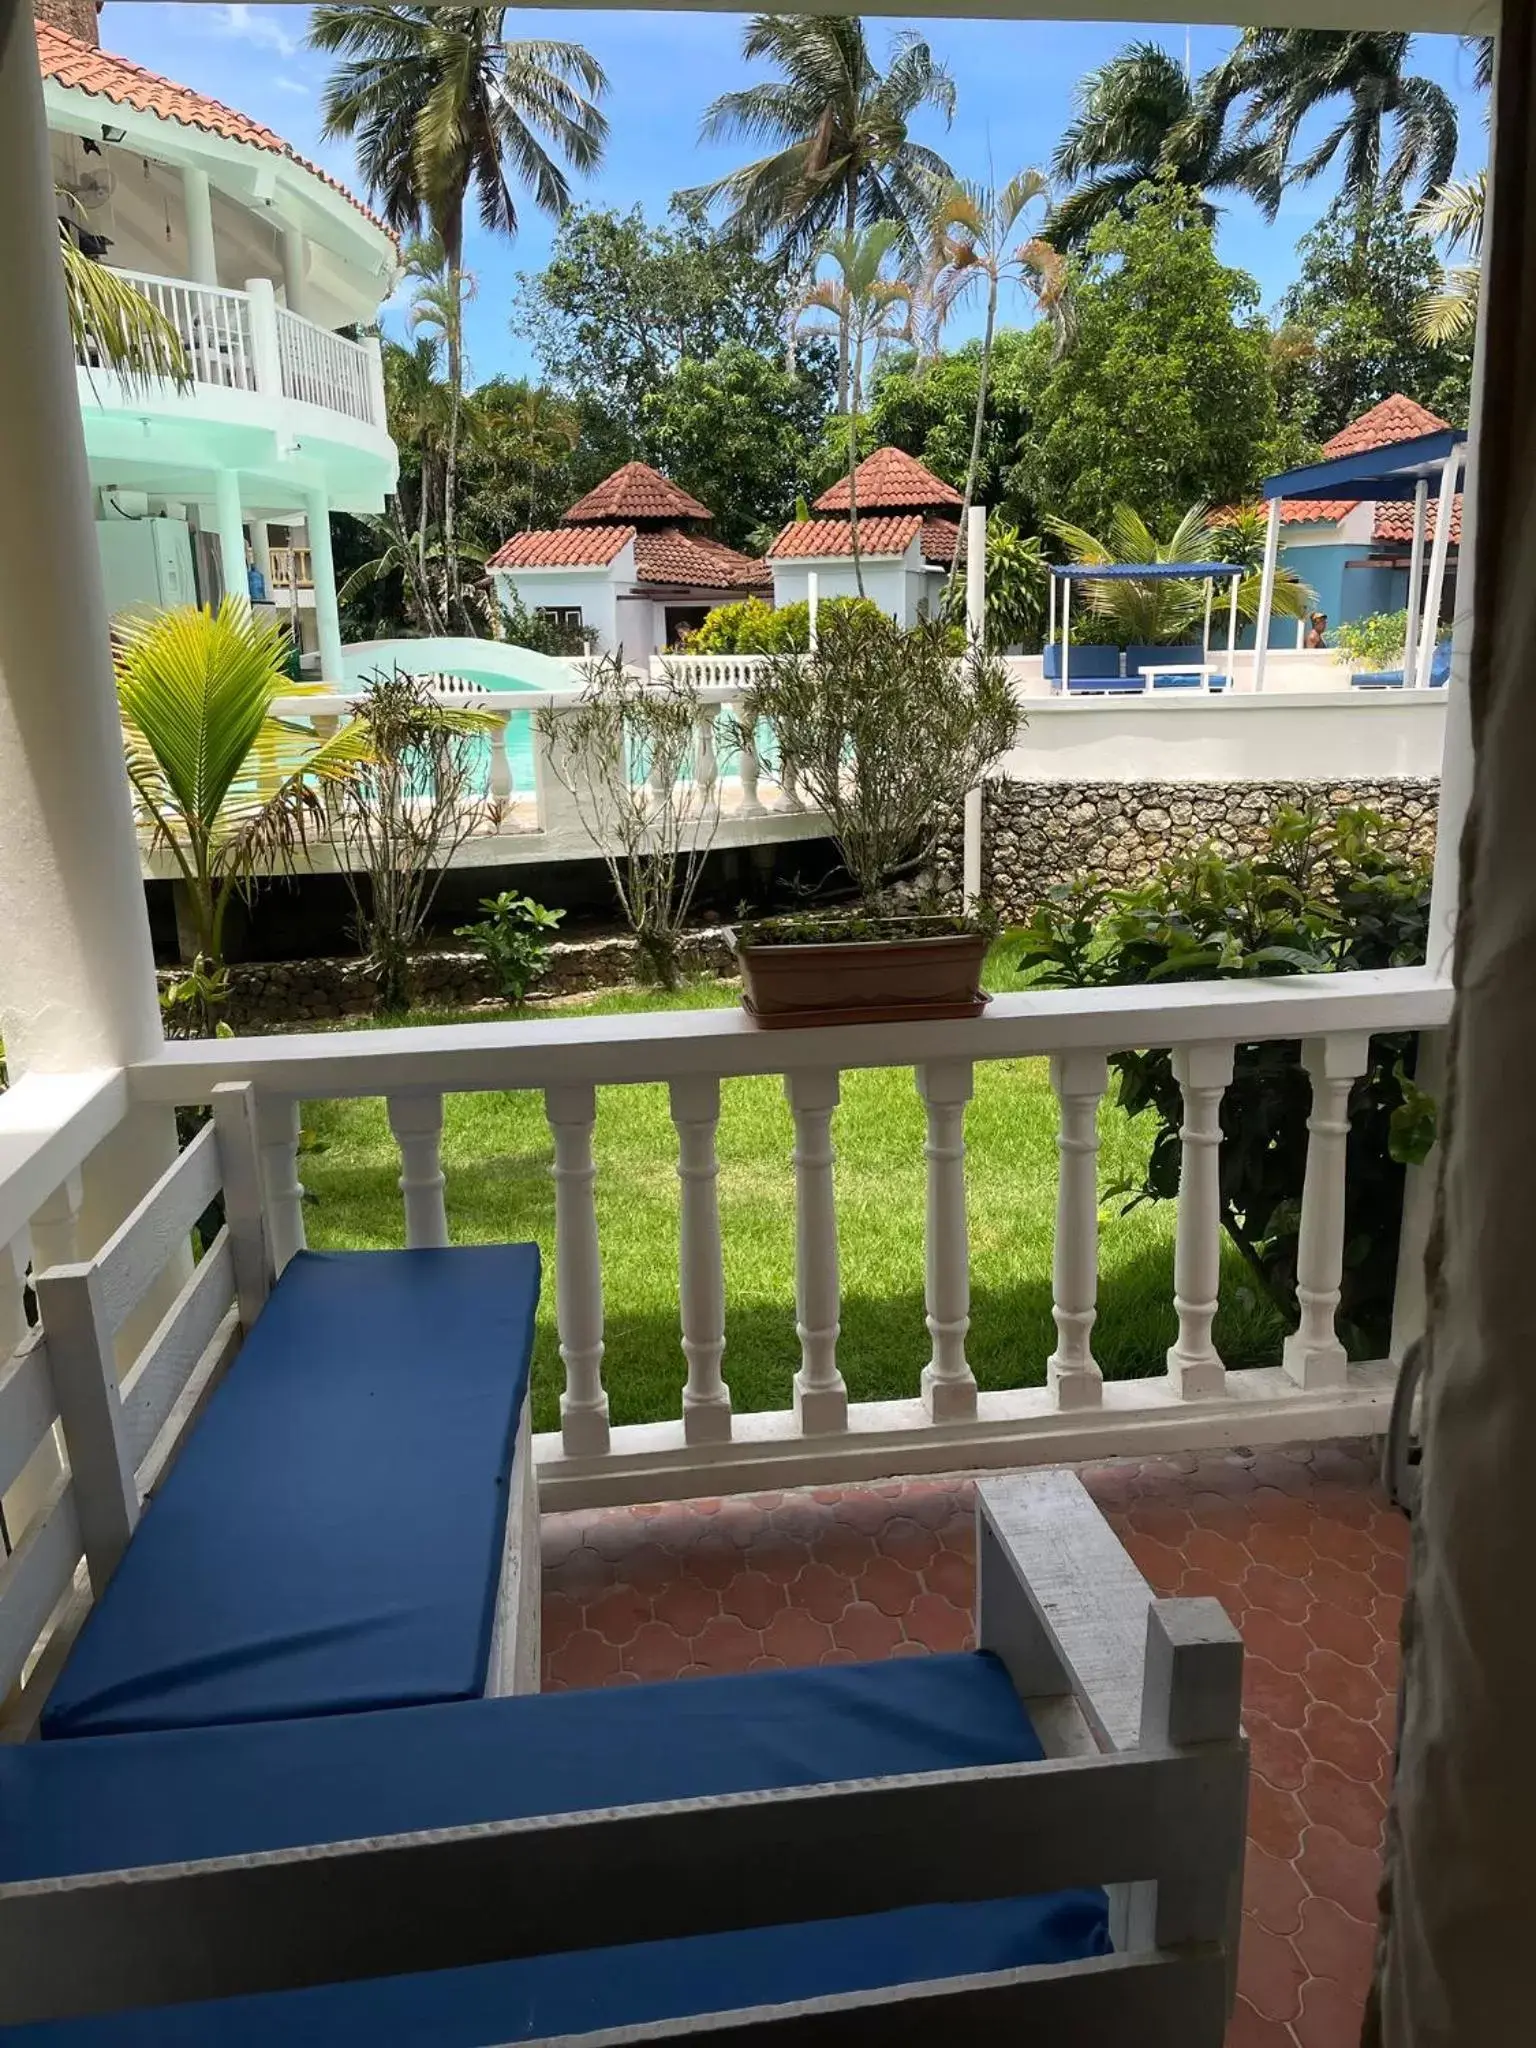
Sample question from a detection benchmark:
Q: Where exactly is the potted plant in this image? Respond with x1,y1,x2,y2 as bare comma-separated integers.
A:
733,609,1016,1027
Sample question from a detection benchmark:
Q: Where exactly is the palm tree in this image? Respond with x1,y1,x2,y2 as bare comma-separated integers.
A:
379,333,456,632
1213,32,1457,226
1049,42,1277,250
116,603,372,976
1047,503,1308,644
311,3,608,624
685,17,955,410
928,170,1064,583
402,236,476,616
475,378,581,526
1414,170,1485,346
794,222,913,593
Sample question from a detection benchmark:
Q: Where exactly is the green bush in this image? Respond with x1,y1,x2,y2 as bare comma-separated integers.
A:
689,594,886,655
1012,805,1434,1356
454,892,565,1005
1331,610,1452,671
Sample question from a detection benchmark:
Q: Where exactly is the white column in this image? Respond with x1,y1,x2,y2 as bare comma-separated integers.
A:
671,1076,730,1445
181,165,218,288
546,1082,608,1457
1283,1034,1371,1390
245,276,282,397
303,486,346,683
965,505,986,644
248,518,273,598
1225,573,1240,682
786,1069,846,1433
918,1060,977,1422
1414,451,1461,690
736,720,763,816
1404,477,1430,684
1165,1042,1234,1398
253,1094,307,1275
1201,576,1214,664
211,468,248,611
0,11,167,1082
387,1093,448,1250
281,226,308,320
806,570,819,651
362,335,388,432
1061,576,1071,691
1047,1049,1108,1410
1047,570,1057,647
1250,496,1282,694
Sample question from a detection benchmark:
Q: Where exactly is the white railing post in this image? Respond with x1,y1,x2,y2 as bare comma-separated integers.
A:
244,276,282,399
780,746,803,811
28,1172,83,1274
546,1082,609,1457
486,712,514,803
736,715,763,817
917,1060,977,1422
33,1259,138,1593
252,1093,306,1274
693,706,719,804
786,1069,846,1433
362,332,388,432
387,1092,449,1250
1284,1033,1372,1390
0,1229,28,1360
1166,1043,1235,1398
1047,1049,1109,1410
671,1075,730,1445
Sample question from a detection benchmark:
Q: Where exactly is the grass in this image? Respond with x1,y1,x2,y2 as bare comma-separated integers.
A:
297,969,1285,1434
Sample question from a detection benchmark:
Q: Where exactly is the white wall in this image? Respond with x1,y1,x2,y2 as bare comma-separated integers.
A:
493,557,627,655
771,556,913,622
997,691,1446,785
615,594,657,663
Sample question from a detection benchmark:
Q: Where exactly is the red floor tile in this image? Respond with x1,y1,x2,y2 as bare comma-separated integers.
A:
539,1436,1404,2048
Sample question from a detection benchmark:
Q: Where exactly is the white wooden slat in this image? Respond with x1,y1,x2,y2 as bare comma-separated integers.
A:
0,1333,57,1501
135,1306,241,1500
118,1232,237,1470
210,1084,272,1329
32,1264,137,1594
92,1120,221,1340
0,1471,83,1697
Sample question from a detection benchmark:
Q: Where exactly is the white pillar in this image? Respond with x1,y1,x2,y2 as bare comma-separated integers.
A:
736,724,762,816
1061,576,1071,692
1283,1034,1371,1391
1201,576,1214,664
806,570,819,652
1414,451,1461,691
1047,570,1057,647
0,13,168,1082
1165,1042,1235,1398
245,276,282,398
1047,1049,1108,1409
387,1093,449,1250
546,1082,608,1457
965,505,986,646
486,713,514,803
671,1076,730,1445
363,334,388,432
281,227,308,320
1225,573,1240,682
1251,496,1282,693
787,1069,846,1433
303,486,346,683
1404,477,1430,684
211,468,248,611
917,1060,977,1422
253,1094,307,1274
181,165,218,288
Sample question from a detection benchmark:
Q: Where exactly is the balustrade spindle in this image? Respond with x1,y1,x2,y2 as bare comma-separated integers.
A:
736,720,763,817
780,750,803,811
1047,1050,1109,1409
487,713,514,803
253,1093,307,1273
786,1070,846,1433
648,745,671,806
1284,1034,1371,1389
671,1076,730,1444
29,1172,83,1273
1165,1043,1235,1397
693,708,719,804
546,1083,609,1456
917,1061,977,1421
387,1092,449,1249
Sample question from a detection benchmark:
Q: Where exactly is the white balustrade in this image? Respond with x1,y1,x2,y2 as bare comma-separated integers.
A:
1284,1034,1372,1390
387,1092,449,1250
780,751,804,810
101,270,255,390
1047,1050,1109,1410
1165,1043,1236,1398
275,306,376,424
486,713,515,804
671,1076,730,1445
252,1094,307,1274
917,1060,977,1422
736,725,763,816
693,708,720,802
786,1070,846,1433
546,1083,609,1456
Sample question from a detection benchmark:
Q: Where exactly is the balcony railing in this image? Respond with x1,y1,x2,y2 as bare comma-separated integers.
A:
268,546,314,590
78,271,387,433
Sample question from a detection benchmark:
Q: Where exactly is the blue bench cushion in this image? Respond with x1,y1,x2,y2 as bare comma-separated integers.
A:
1043,642,1120,681
41,1246,539,1740
1,1655,1109,2042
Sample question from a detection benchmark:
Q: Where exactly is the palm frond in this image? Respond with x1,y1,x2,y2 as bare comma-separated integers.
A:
61,227,190,394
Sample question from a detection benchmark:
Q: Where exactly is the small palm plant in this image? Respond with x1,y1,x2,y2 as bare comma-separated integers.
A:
1048,503,1308,644
116,603,372,976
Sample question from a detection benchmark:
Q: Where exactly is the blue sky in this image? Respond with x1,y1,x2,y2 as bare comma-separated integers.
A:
101,5,1489,383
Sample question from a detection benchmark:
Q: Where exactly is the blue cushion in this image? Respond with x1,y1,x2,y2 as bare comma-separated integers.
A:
0,1656,1109,2042
41,1246,539,1739
1126,643,1203,679
1042,642,1120,681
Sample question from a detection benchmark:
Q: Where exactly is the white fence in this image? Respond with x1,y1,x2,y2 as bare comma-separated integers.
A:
274,307,376,425
105,270,255,391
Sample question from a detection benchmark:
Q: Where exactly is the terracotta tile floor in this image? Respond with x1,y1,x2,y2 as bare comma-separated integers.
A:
541,1437,1405,2048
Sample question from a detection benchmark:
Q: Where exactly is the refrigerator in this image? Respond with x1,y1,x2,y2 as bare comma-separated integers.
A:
94,516,197,619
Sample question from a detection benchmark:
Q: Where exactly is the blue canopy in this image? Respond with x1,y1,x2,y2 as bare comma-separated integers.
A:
1049,562,1244,581
1262,428,1466,504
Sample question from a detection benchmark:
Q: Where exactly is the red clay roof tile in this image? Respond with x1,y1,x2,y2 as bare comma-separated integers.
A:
562,463,713,526
1372,496,1462,546
487,526,635,570
632,529,770,589
813,448,963,513
919,518,959,564
1321,394,1450,460
767,515,924,560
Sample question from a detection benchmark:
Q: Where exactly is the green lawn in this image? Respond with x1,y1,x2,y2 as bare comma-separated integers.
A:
298,973,1284,1433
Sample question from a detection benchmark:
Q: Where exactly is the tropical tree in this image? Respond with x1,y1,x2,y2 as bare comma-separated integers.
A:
60,213,188,394
116,603,372,978
1049,41,1275,249
311,2,608,622
401,236,476,616
1047,503,1308,645
928,170,1064,582
685,16,956,409
945,519,1049,650
794,222,913,593
1414,171,1485,347
1213,31,1457,227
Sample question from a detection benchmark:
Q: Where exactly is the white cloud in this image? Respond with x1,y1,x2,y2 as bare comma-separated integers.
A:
213,6,299,61
273,77,310,97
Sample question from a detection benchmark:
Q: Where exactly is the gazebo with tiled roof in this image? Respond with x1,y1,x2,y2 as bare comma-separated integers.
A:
765,448,962,626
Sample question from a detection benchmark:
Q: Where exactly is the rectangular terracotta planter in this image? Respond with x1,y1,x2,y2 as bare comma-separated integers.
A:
734,928,990,1030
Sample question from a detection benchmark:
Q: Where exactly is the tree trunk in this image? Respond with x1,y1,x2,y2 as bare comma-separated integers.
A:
837,179,857,413
444,291,464,631
848,337,864,599
949,276,998,602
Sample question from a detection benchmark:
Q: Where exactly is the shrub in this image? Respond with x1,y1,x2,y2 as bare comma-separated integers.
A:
454,892,564,1005
1012,804,1434,1357
688,594,886,654
741,609,1017,900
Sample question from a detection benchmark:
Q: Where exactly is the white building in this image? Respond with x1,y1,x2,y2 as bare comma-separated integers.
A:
41,2,398,678
767,447,961,624
488,462,772,659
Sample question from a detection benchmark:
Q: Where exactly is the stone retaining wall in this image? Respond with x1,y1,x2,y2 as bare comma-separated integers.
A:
933,777,1438,922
